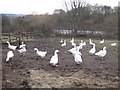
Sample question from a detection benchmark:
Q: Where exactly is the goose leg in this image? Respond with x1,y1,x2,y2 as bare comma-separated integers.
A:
51,64,58,67
6,60,9,63
101,57,104,60
40,57,44,60
76,62,81,65
22,53,25,57
54,64,58,67
100,57,104,60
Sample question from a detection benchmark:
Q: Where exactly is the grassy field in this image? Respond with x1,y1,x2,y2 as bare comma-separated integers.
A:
64,38,118,47
61,38,119,58
2,35,34,43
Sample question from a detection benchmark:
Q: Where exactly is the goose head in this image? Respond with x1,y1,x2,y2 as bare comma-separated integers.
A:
103,46,106,50
54,50,60,54
81,40,83,43
7,41,9,44
55,50,59,53
22,42,24,44
34,48,38,51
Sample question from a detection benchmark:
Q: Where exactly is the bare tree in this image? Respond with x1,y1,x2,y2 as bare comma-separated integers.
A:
64,0,90,36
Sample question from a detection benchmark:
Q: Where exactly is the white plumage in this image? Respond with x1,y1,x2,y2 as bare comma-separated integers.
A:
89,43,96,54
50,50,59,66
70,38,74,43
19,42,26,48
68,41,83,54
99,39,104,44
60,39,63,43
83,41,86,46
61,40,66,47
7,41,17,50
68,46,77,54
34,48,47,58
68,46,82,55
78,43,84,50
95,46,107,58
111,43,117,46
89,39,94,45
18,46,27,54
79,40,83,45
6,51,14,62
71,40,76,47
73,49,83,64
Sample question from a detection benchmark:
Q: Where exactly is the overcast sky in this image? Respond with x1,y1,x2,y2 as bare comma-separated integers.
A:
0,0,119,14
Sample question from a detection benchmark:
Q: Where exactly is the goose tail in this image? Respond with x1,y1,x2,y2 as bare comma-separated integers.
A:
16,46,20,49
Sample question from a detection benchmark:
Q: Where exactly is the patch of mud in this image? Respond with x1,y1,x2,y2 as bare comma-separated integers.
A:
2,38,118,88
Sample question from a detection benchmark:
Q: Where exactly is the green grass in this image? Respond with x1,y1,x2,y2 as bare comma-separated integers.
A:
65,38,119,44
64,38,119,50
2,36,16,43
2,35,16,39
2,35,34,43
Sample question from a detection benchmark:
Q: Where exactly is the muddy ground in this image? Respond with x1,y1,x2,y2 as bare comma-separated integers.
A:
2,38,119,88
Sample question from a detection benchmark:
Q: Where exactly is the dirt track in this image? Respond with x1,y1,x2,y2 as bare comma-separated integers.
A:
2,38,118,88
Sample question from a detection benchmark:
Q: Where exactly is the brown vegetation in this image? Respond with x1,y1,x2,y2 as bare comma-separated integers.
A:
2,0,119,39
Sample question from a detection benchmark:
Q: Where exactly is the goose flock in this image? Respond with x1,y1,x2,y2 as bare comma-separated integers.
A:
5,38,117,67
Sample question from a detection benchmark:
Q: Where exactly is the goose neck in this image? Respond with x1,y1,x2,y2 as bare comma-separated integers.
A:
7,42,10,45
35,49,39,52
54,51,58,55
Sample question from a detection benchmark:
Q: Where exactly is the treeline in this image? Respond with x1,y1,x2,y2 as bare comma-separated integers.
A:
2,1,119,38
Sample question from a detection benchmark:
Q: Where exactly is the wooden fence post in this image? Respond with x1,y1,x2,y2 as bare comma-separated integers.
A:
15,35,17,42
8,33,11,42
22,33,23,41
26,34,28,39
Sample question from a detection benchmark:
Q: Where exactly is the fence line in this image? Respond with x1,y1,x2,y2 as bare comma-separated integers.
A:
2,32,35,43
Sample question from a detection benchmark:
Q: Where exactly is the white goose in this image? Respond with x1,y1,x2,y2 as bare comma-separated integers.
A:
80,40,83,45
61,40,66,47
95,46,107,60
6,51,14,62
34,48,47,58
70,38,74,43
71,40,76,47
50,50,60,67
99,39,104,44
60,39,63,43
7,41,17,50
77,43,84,50
83,41,86,46
68,46,82,55
18,46,27,55
79,40,86,47
89,39,94,45
68,46,77,54
73,49,83,64
89,43,96,54
19,42,26,48
111,43,117,46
